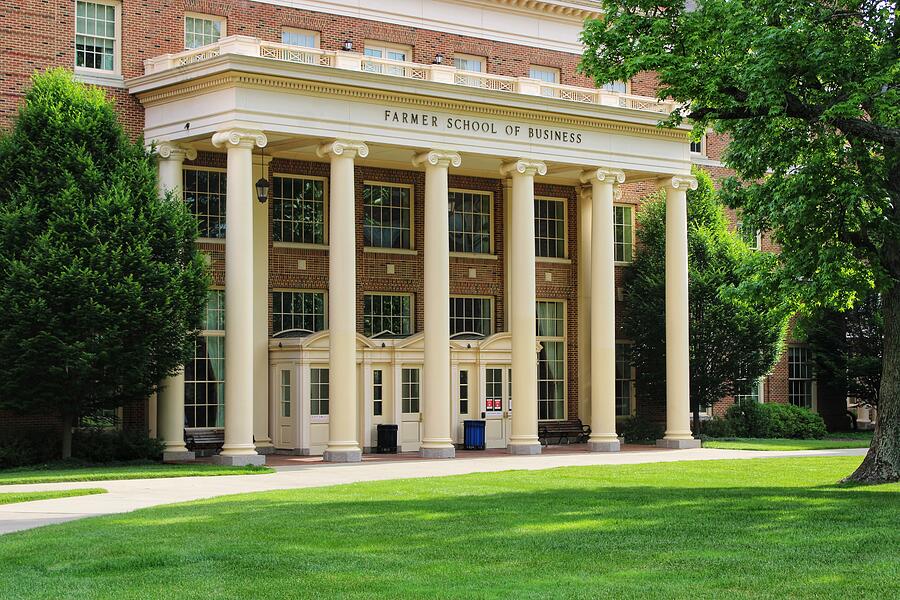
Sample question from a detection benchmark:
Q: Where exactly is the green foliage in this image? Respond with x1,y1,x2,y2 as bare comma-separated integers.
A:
617,415,665,443
624,167,788,416
70,429,164,463
725,402,827,439
699,417,735,439
0,70,209,437
0,430,59,469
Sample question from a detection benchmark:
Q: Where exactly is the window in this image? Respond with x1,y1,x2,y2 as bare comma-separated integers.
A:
373,369,383,416
272,176,326,244
282,28,319,48
280,370,291,418
272,291,326,334
184,14,225,49
690,135,705,155
402,368,420,413
602,81,627,93
535,198,566,259
75,1,118,73
310,368,329,416
536,300,566,420
738,221,761,251
529,66,560,83
450,296,493,337
788,347,814,409
449,190,492,254
614,205,634,263
183,168,227,239
363,41,411,75
363,183,412,249
459,370,469,415
185,290,225,428
453,54,485,72
735,378,761,404
364,293,412,337
485,368,503,414
615,343,635,416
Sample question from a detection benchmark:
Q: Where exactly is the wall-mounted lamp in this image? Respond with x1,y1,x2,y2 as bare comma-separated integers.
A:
342,39,353,52
433,52,444,65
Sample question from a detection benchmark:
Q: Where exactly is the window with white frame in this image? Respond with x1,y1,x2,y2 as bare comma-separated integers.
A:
373,369,383,416
536,300,566,420
183,168,226,239
485,367,503,414
280,370,291,418
272,176,326,244
364,293,412,337
458,370,469,415
614,205,634,263
529,65,560,83
401,368,420,413
615,343,635,416
450,296,493,337
735,378,761,404
535,197,566,259
363,41,410,75
690,135,706,155
453,54,485,72
272,291,325,334
281,28,319,48
185,290,225,428
788,347,814,409
448,190,492,254
737,221,761,250
75,1,119,73
184,14,224,49
363,183,412,249
310,368,329,416
602,81,627,93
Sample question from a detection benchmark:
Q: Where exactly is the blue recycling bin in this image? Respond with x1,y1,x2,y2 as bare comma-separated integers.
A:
463,419,486,450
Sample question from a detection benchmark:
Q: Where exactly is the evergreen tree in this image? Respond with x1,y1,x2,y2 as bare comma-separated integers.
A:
624,168,788,433
0,70,209,458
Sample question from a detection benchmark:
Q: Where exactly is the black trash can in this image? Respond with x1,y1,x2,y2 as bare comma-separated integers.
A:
463,419,486,450
376,423,399,453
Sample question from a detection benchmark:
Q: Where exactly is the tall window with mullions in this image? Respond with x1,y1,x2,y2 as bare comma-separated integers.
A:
183,168,227,239
449,296,493,336
272,176,326,244
185,290,225,428
448,190,492,253
363,184,411,249
272,291,325,334
536,300,566,420
534,198,566,258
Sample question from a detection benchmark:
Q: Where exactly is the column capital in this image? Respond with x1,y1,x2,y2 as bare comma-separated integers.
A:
500,159,547,178
660,174,698,190
412,149,461,169
580,167,625,186
316,139,369,159
211,128,267,150
156,142,197,162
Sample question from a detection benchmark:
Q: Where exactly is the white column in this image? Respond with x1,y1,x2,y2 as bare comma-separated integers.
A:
252,155,273,454
658,174,701,449
211,128,268,466
414,150,461,459
317,139,368,462
156,142,197,463
581,168,625,452
500,159,546,455
576,185,592,429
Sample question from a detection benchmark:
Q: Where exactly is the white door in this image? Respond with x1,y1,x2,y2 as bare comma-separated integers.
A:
399,366,422,451
484,366,511,448
274,366,296,449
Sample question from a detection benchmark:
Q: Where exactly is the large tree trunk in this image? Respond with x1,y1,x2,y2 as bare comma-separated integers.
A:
61,413,73,460
843,282,900,484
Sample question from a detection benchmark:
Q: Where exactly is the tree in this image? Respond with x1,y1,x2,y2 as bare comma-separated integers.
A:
0,70,209,458
581,1,899,484
625,168,787,433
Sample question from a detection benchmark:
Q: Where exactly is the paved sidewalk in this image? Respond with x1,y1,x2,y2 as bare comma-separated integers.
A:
0,447,866,535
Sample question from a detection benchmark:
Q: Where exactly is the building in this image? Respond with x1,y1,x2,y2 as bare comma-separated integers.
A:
1,0,827,463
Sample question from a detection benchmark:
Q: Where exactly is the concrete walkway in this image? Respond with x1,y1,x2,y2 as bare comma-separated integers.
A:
0,447,867,535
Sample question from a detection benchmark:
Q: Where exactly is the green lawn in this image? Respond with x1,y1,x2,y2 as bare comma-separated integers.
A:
0,463,273,485
0,488,106,506
0,457,897,599
704,433,873,451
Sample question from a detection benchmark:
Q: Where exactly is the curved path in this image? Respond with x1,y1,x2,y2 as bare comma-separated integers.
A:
0,447,867,535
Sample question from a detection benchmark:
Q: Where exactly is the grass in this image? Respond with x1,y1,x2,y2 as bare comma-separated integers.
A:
0,463,273,486
704,432,873,451
0,488,106,506
0,456,897,599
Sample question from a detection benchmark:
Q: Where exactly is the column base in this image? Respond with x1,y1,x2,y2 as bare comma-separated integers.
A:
588,439,621,452
254,443,275,455
323,448,362,463
162,450,195,463
213,453,266,466
419,446,456,459
656,437,702,449
507,442,542,455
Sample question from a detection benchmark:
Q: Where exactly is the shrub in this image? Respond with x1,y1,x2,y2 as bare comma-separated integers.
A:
71,429,164,463
618,416,664,443
0,430,60,468
725,402,773,437
699,418,735,438
723,402,827,439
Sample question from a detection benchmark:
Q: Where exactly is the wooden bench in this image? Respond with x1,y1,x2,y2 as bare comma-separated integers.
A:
538,420,591,445
185,429,225,456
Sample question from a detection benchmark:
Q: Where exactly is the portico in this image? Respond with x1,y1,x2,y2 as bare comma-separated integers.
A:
136,35,699,464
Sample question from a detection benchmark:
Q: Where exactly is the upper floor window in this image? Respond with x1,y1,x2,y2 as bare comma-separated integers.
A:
448,190,492,254
364,293,412,337
690,135,706,155
272,290,326,334
364,41,410,62
614,205,634,263
363,183,412,250
735,378,761,404
535,197,566,259
450,296,493,337
183,168,226,239
602,81,627,94
281,28,319,48
272,176,326,245
185,14,225,49
75,1,119,73
737,221,761,251
453,54,486,72
529,66,560,83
